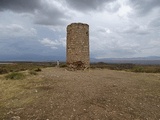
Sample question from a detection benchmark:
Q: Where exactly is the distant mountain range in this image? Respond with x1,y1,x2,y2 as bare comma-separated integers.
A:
1,55,160,65
92,56,160,61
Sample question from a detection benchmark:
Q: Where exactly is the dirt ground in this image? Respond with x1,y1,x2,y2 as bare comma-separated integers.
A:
0,67,160,120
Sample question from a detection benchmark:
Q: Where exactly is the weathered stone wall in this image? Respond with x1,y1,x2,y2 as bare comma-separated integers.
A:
66,23,90,69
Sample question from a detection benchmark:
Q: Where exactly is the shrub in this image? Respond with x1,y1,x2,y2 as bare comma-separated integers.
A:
153,68,160,73
34,68,42,72
5,72,25,80
0,68,8,74
60,64,67,68
29,70,37,75
131,66,144,72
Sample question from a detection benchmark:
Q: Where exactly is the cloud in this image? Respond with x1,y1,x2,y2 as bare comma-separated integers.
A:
33,1,70,26
66,0,117,11
40,38,65,49
117,2,132,18
0,0,41,12
0,0,70,26
121,24,150,35
91,35,140,58
89,26,140,58
128,0,160,16
0,0,160,60
0,38,40,56
105,1,121,13
97,27,112,34
0,24,37,38
149,17,160,28
0,37,66,59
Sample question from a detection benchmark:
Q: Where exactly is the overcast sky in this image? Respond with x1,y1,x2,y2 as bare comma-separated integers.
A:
0,0,160,60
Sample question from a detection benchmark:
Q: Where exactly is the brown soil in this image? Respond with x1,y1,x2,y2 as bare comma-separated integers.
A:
0,68,160,120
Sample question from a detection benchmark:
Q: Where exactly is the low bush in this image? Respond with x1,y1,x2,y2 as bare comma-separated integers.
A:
153,68,160,73
29,70,37,75
34,68,42,72
0,68,8,74
5,72,25,80
0,62,54,74
131,65,160,73
90,63,135,70
60,64,67,68
131,66,144,72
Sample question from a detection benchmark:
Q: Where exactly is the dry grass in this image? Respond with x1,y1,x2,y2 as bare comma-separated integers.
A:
0,72,40,118
0,67,160,119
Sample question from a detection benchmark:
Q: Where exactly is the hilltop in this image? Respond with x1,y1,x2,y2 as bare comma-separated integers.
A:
0,67,160,119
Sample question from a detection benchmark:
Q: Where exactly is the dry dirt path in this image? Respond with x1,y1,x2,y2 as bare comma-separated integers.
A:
0,68,160,120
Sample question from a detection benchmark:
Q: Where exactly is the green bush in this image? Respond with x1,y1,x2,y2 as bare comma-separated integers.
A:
5,72,25,80
132,66,144,72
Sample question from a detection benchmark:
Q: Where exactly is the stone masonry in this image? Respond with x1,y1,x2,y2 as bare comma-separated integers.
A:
66,23,90,69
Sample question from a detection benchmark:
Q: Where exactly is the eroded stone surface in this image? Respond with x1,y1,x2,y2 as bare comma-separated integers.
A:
66,23,90,69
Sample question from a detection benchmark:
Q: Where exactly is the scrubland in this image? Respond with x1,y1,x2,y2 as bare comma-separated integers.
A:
0,63,160,119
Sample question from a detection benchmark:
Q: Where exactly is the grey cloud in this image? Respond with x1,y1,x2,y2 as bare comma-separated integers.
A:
66,0,116,11
97,27,107,33
92,44,140,58
0,24,37,38
34,5,69,26
0,0,70,26
121,25,150,35
111,48,139,57
0,38,65,58
39,38,65,49
129,0,160,16
105,1,120,13
0,0,41,12
149,17,160,28
109,43,141,58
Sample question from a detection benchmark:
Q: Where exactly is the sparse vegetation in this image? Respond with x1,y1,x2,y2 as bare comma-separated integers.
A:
0,62,56,75
33,68,42,72
29,68,42,75
60,64,67,68
5,72,25,80
0,68,8,74
131,65,160,73
1,62,160,74
0,67,160,119
29,70,38,75
90,62,135,70
91,62,160,73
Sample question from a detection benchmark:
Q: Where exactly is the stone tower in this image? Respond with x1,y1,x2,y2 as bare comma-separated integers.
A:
66,23,90,69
